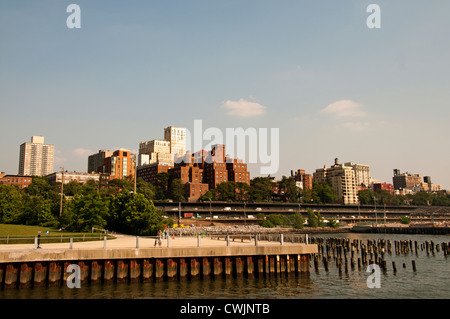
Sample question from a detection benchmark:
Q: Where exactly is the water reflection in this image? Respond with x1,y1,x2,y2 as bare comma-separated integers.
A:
1,233,449,299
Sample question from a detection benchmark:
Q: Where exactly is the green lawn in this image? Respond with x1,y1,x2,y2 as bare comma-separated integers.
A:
0,224,114,245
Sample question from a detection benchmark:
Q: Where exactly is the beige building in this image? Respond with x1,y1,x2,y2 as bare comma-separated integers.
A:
139,139,173,166
392,169,422,191
18,136,54,176
164,126,187,162
138,126,187,167
313,158,359,205
344,162,370,187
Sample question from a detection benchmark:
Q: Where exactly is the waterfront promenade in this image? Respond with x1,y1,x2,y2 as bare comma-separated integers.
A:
0,233,309,252
0,233,317,289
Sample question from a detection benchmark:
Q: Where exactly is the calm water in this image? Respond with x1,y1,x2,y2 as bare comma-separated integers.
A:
1,233,449,299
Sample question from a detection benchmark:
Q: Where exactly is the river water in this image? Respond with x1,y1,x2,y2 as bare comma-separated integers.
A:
1,233,449,299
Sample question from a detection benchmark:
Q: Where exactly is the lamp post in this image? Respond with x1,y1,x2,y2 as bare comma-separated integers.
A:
178,201,181,226
244,201,247,224
209,198,212,221
59,167,64,216
133,153,137,194
373,196,378,226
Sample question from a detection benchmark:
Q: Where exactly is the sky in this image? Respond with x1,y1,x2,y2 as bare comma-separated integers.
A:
1,0,449,189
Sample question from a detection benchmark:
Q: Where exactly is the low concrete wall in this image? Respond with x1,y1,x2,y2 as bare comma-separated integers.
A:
0,244,317,263
0,244,317,289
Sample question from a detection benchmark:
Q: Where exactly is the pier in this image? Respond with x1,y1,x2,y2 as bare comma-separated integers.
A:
351,225,450,235
0,235,317,289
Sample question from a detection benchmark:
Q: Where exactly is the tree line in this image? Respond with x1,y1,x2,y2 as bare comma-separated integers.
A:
0,176,169,235
1,174,448,235
257,209,340,229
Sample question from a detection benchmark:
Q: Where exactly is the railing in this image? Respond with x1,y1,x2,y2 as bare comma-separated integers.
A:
0,232,310,250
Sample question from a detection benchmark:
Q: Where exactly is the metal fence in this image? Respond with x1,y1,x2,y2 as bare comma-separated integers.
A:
0,232,310,250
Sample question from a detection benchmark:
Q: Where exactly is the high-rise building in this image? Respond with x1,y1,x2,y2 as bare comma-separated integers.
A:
138,139,173,166
226,158,250,185
88,150,113,173
18,136,54,176
102,149,135,180
164,126,187,161
392,169,422,191
313,158,359,205
343,162,370,187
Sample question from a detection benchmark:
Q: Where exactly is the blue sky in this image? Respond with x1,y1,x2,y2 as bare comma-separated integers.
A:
1,1,449,189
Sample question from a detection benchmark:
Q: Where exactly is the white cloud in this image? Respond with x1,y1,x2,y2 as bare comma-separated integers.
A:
321,100,366,118
72,148,93,158
222,98,267,117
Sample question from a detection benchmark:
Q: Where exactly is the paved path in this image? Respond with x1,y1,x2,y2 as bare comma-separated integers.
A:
0,234,293,252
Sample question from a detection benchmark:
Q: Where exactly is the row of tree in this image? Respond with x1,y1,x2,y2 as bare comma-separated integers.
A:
1,175,448,235
0,177,168,235
357,188,450,206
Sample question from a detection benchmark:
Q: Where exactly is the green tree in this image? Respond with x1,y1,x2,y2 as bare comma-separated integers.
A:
63,180,82,196
412,191,434,206
432,193,450,206
22,194,56,226
307,209,318,227
0,184,24,224
64,192,109,232
326,218,339,228
306,208,323,227
216,181,237,201
290,212,305,229
250,177,274,202
168,178,185,202
399,216,410,224
300,188,314,204
136,178,156,201
107,178,133,195
155,172,170,200
235,182,251,201
108,191,164,235
266,214,289,226
312,182,337,204
358,189,375,205
259,219,274,228
278,176,299,202
200,189,218,201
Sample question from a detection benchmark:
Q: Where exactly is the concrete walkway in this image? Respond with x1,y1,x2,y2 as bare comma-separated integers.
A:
0,234,295,252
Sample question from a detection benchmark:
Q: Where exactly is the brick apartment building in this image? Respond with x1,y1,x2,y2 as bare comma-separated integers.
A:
0,174,33,188
101,149,135,180
137,164,173,185
373,182,394,195
136,141,250,202
226,159,251,185
291,169,313,190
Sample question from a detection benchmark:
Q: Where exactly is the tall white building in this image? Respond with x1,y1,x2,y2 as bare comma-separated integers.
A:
138,126,187,167
164,126,186,161
19,136,54,176
313,158,367,205
138,139,173,166
343,162,371,187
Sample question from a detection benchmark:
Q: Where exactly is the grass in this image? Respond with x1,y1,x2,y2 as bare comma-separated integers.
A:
0,224,114,245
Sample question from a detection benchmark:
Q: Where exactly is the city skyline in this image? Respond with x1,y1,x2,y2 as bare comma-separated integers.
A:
1,1,449,189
